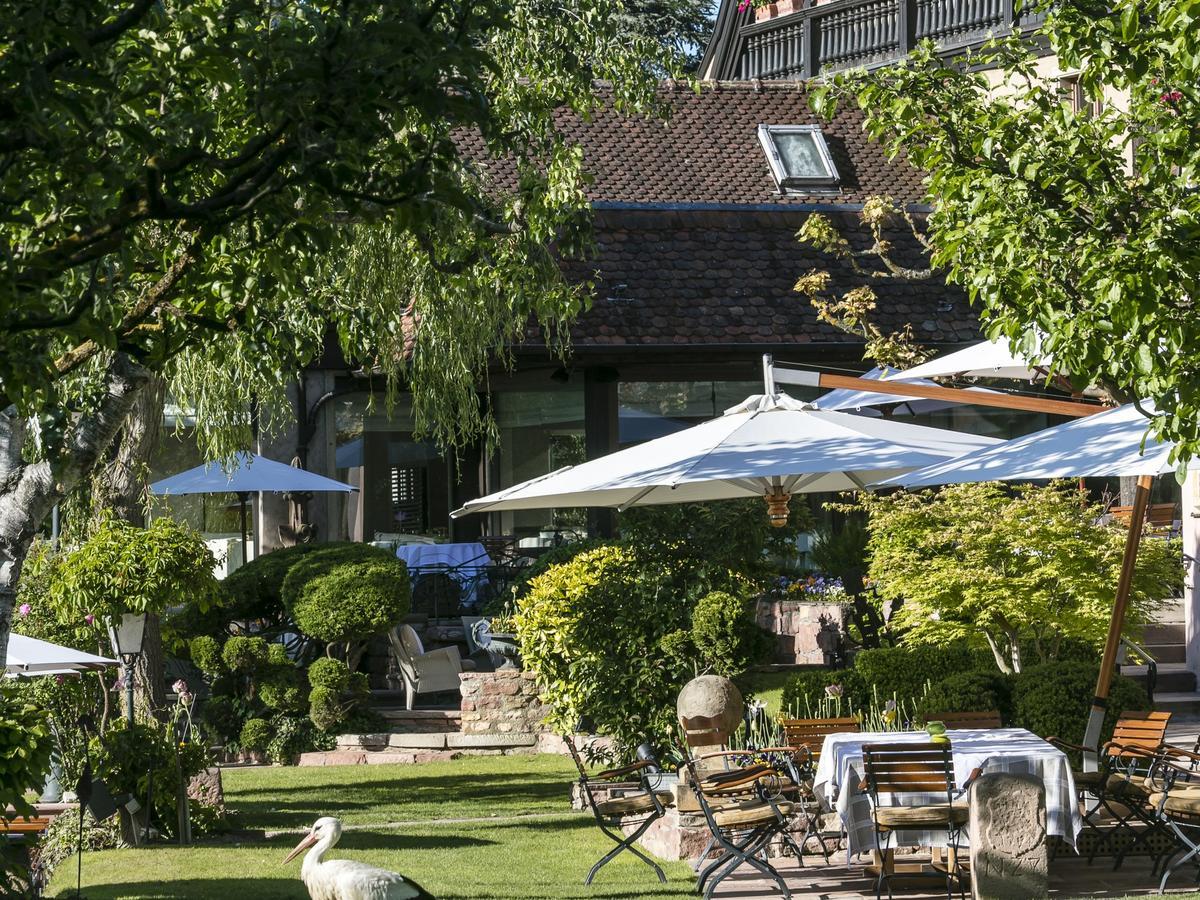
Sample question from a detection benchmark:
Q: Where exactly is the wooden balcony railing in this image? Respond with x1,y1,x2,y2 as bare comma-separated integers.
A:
707,0,1048,81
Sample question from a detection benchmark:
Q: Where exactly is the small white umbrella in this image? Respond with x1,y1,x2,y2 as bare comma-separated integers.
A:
877,402,1171,488
453,393,1001,519
6,633,117,678
817,366,1002,417
883,334,1051,382
872,402,1170,769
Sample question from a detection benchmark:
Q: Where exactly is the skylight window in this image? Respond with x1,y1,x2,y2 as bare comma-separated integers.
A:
757,125,840,191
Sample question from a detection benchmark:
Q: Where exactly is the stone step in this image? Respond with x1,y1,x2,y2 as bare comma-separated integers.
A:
1122,662,1196,694
1143,622,1186,644
1153,692,1200,724
1143,642,1187,664
299,732,541,766
375,707,462,733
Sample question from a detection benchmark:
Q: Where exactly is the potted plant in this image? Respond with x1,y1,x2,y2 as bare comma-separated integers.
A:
483,605,522,670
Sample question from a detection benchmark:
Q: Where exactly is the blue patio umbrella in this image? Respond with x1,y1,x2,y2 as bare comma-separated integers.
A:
150,452,357,561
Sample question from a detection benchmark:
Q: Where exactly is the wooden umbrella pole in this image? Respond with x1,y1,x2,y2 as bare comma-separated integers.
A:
1081,473,1153,770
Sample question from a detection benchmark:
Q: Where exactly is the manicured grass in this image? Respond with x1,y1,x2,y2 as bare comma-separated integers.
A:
48,756,697,900
742,669,795,718
220,753,581,829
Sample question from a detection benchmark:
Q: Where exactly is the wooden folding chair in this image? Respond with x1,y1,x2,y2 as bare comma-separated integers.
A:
563,736,673,885
924,710,1003,730
861,742,971,900
1050,710,1172,869
781,715,860,858
682,749,806,900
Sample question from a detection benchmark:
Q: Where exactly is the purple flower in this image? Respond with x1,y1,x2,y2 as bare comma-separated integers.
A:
17,603,30,618
173,679,188,695
84,614,95,626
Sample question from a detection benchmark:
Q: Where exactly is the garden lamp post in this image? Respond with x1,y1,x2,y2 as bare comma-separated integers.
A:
107,612,149,724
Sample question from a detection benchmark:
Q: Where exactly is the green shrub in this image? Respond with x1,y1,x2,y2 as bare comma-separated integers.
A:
221,635,269,673
239,718,272,752
189,636,224,677
1011,661,1148,754
516,544,694,752
916,671,1015,724
309,686,345,732
0,688,54,818
264,714,335,765
504,538,610,606
690,590,772,677
201,696,241,742
781,668,867,717
284,548,410,646
853,643,977,704
268,643,290,665
308,657,351,692
348,671,370,700
258,664,306,712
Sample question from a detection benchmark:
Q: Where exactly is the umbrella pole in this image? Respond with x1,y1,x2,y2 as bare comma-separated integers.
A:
1082,473,1153,771
238,491,250,568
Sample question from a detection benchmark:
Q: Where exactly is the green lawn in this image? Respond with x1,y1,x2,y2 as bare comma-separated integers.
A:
47,755,697,900
742,669,795,718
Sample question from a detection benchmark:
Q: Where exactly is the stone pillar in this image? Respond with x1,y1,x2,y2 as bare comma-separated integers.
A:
1185,469,1200,680
968,773,1048,900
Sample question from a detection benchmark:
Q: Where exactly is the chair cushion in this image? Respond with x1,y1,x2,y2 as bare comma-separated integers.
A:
875,801,969,829
1148,790,1200,822
594,791,673,817
711,800,796,828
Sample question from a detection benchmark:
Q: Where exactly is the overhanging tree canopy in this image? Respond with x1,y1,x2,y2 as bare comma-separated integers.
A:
810,0,1200,465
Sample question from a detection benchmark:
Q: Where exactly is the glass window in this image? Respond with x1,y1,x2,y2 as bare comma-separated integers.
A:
490,387,585,538
617,380,793,445
332,393,451,542
757,124,839,190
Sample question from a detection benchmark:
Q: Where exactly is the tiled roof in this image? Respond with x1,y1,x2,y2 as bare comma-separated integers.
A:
473,80,929,207
533,208,977,349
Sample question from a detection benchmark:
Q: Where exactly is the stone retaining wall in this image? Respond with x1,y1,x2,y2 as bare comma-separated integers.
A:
755,598,847,665
459,670,553,736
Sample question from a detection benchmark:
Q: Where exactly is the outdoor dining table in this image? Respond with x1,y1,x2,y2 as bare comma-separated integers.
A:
393,541,493,606
811,727,1082,858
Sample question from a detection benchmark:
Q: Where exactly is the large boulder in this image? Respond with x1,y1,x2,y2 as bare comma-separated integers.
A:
676,675,744,747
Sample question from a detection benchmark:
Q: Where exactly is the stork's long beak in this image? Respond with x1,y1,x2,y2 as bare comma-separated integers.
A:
282,829,317,864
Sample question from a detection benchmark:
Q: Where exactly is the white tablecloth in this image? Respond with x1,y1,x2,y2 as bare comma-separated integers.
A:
395,542,492,605
813,728,1081,856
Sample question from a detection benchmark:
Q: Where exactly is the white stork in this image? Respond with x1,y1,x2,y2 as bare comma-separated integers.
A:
283,816,436,900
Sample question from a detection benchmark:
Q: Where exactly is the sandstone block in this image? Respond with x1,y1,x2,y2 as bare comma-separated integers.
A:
969,773,1048,900
446,732,537,749
387,733,447,749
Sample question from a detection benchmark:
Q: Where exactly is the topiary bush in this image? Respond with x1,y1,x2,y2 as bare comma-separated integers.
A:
283,546,410,660
690,590,773,677
200,696,241,743
308,686,345,733
1011,661,1148,755
853,643,980,704
221,635,269,673
189,636,224,677
239,718,272,752
259,664,307,713
265,714,335,765
915,671,1015,724
516,544,693,753
308,657,351,692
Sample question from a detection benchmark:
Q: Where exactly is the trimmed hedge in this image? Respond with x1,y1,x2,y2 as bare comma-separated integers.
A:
1012,661,1148,752
690,590,773,677
915,671,1015,724
853,644,983,706
283,546,410,645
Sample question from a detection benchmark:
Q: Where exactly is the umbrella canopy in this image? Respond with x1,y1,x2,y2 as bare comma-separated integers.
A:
150,452,358,496
884,334,1050,382
453,393,1001,516
817,366,1002,417
877,402,1171,489
6,633,116,678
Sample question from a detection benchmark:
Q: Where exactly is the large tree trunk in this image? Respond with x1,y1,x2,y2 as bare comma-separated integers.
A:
0,353,151,666
91,377,169,718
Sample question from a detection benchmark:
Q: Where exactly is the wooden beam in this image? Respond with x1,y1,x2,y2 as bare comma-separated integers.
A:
774,368,1105,418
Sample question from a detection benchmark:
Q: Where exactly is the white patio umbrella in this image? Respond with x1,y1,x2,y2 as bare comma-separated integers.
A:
875,401,1172,768
817,366,1002,417
883,334,1051,382
452,392,1001,521
6,633,116,678
150,452,358,562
